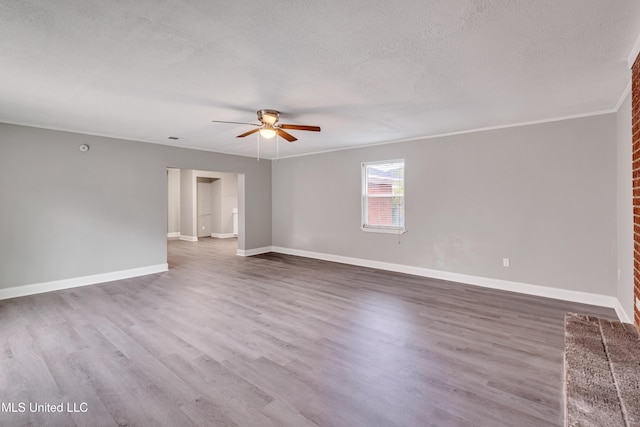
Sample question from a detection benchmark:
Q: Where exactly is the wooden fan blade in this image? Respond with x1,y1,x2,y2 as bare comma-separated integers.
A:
280,124,321,132
277,129,297,142
212,120,260,126
237,128,260,138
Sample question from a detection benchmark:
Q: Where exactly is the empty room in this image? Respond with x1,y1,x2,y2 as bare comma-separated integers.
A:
1,1,640,426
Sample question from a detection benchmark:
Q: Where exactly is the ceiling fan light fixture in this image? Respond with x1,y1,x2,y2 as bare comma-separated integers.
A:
259,128,277,139
213,109,319,146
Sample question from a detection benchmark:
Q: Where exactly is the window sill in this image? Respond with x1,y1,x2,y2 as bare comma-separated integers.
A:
361,227,406,234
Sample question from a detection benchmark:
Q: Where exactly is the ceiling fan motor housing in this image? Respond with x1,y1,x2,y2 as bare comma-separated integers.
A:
258,109,279,125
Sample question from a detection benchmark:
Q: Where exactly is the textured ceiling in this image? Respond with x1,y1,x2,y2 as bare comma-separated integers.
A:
1,1,640,159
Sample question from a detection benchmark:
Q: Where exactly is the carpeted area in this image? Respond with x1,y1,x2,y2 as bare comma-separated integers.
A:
564,313,640,427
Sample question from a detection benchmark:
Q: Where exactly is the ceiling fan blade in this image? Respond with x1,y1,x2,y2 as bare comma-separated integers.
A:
212,120,260,126
237,128,260,138
280,124,321,132
277,129,297,142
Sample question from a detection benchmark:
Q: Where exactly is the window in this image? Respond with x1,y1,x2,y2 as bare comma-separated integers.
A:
362,159,405,233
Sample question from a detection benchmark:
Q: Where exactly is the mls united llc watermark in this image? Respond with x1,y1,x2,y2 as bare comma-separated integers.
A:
1,401,88,413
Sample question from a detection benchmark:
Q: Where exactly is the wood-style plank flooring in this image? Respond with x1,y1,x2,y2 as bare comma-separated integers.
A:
0,238,616,426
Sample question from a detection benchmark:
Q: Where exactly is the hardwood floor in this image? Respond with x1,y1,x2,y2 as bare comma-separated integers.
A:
0,238,616,427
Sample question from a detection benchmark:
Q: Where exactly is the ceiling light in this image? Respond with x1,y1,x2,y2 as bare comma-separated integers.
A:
259,128,277,139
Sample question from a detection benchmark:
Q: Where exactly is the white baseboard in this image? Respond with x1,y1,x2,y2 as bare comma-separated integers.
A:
236,246,272,257
0,263,169,301
211,233,235,239
167,232,180,238
179,235,198,242
270,246,628,321
612,298,633,324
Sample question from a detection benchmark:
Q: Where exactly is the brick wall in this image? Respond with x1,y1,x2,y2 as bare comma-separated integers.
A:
633,57,640,330
367,183,393,226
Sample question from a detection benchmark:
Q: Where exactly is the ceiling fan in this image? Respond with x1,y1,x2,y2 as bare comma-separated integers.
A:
212,109,320,142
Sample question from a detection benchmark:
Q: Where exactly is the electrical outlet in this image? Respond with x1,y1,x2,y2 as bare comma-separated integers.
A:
503,258,510,267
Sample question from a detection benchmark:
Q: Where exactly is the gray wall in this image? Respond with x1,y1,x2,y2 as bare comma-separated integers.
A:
0,123,271,289
273,114,617,295
167,168,180,235
210,178,222,235
180,168,196,239
221,173,238,235
616,92,634,319
197,177,215,237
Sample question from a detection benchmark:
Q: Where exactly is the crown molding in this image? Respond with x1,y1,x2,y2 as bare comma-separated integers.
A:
614,82,632,112
276,109,616,160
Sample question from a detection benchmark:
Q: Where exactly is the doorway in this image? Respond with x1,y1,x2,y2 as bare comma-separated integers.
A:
197,177,216,237
166,168,243,255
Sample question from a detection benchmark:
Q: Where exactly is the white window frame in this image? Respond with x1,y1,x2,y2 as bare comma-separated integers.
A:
361,159,406,234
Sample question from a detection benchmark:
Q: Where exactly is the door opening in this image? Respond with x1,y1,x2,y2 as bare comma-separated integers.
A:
166,168,244,258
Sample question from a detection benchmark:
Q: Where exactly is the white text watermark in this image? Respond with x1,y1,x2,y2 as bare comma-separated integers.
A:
1,402,88,414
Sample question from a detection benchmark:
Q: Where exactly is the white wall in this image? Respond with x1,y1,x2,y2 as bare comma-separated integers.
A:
0,123,271,290
273,114,617,296
616,91,634,321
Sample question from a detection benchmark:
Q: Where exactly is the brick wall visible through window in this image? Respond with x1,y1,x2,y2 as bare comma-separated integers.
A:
367,183,394,226
362,160,405,232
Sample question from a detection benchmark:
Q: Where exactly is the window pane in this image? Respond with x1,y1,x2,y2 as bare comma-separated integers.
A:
368,196,404,227
363,160,405,230
366,163,404,196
